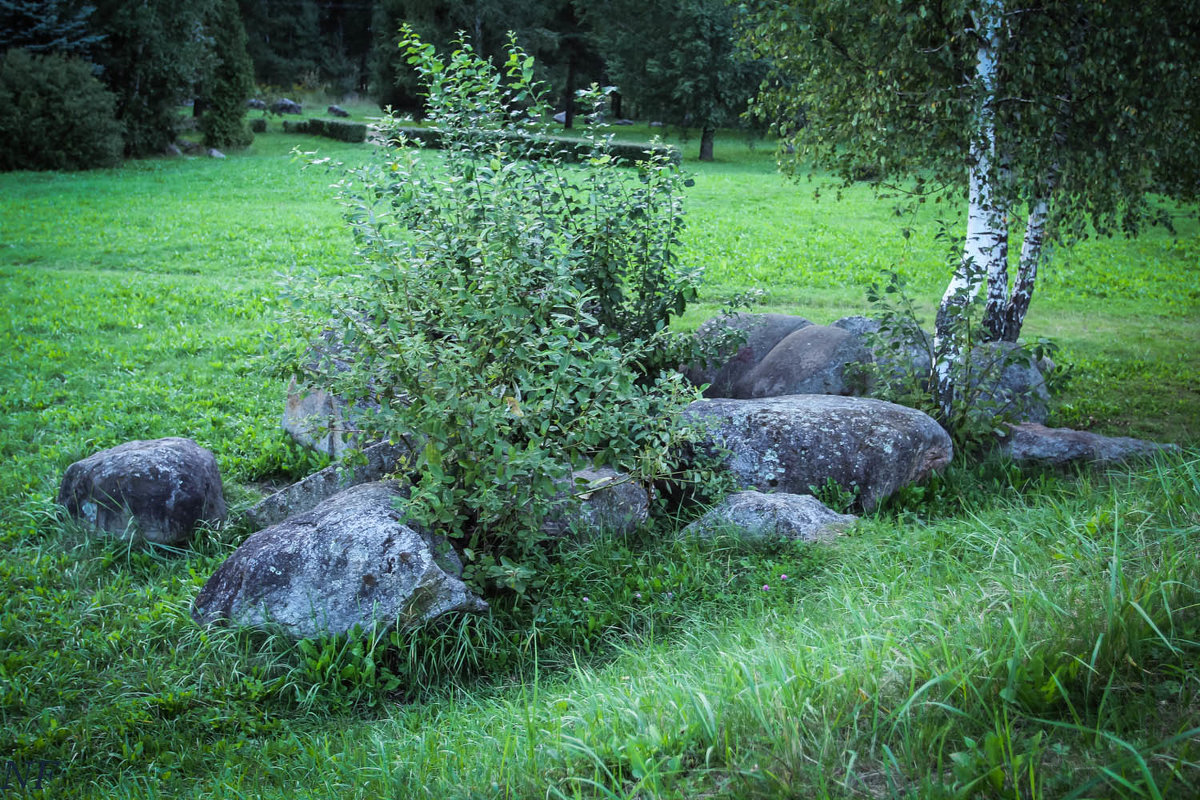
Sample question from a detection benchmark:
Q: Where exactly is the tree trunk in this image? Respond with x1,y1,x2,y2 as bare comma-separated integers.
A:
1001,198,1050,341
563,51,576,129
933,0,1004,420
699,125,715,161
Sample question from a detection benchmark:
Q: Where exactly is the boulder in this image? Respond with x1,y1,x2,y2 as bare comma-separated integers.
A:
58,437,226,545
968,341,1052,424
245,439,417,530
270,98,302,115
738,324,870,397
683,491,855,542
613,118,635,126
999,423,1180,467
541,466,649,539
685,394,952,511
207,148,225,159
163,143,183,157
247,98,267,110
327,104,350,118
687,313,813,397
283,377,380,459
193,482,486,639
832,314,933,385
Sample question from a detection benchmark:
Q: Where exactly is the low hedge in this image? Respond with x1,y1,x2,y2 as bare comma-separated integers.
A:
282,117,367,143
391,125,681,166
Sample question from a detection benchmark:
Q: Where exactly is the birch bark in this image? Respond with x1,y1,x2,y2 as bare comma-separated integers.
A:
933,0,1005,419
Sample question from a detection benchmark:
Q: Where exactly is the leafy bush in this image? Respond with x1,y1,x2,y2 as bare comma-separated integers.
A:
277,30,718,593
0,48,122,171
392,124,680,166
249,117,267,133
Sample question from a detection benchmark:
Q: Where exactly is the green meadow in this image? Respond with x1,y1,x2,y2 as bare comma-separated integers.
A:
1,123,1197,798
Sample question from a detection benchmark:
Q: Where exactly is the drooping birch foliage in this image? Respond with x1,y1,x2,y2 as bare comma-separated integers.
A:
741,0,1199,410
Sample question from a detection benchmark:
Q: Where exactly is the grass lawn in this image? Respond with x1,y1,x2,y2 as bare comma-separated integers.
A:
1,124,1197,798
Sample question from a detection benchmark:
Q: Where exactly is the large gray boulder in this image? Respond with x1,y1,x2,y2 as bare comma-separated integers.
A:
683,491,855,542
283,377,384,460
245,439,417,530
738,324,870,397
685,394,953,511
1000,423,1180,467
193,482,485,639
541,466,649,539
58,437,226,545
687,313,813,398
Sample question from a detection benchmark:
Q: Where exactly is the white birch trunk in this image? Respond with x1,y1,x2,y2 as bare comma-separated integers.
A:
934,0,1005,419
1002,197,1050,341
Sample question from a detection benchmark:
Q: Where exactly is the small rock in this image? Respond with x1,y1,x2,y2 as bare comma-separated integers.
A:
58,437,226,545
245,439,416,530
327,104,350,118
683,491,855,542
247,98,267,110
193,482,486,639
613,118,635,126
649,121,664,127
164,143,183,157
207,148,225,159
1000,423,1179,466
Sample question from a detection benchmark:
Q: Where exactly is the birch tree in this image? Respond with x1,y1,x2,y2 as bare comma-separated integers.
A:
741,0,1200,416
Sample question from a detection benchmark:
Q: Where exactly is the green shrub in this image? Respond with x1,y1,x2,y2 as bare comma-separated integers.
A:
0,49,122,171
281,117,367,143
392,124,680,166
249,117,267,133
277,30,717,594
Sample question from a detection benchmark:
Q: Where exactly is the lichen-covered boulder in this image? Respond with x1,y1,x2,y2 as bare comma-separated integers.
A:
1000,423,1180,466
193,482,486,639
683,491,855,542
685,394,952,511
58,437,226,545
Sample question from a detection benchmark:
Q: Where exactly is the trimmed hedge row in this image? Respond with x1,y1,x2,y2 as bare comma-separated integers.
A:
392,126,681,166
282,117,368,143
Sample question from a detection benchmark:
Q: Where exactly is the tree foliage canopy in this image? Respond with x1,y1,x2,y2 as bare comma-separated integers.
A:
742,0,1200,239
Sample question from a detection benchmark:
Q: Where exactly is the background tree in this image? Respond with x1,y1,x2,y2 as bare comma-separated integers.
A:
370,0,579,115
584,0,763,160
0,0,102,55
197,0,254,149
741,0,1200,413
90,0,217,156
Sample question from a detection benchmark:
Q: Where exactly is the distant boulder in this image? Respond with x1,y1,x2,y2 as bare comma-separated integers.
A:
687,313,814,397
247,98,267,110
327,104,350,118
270,98,302,115
58,437,226,545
